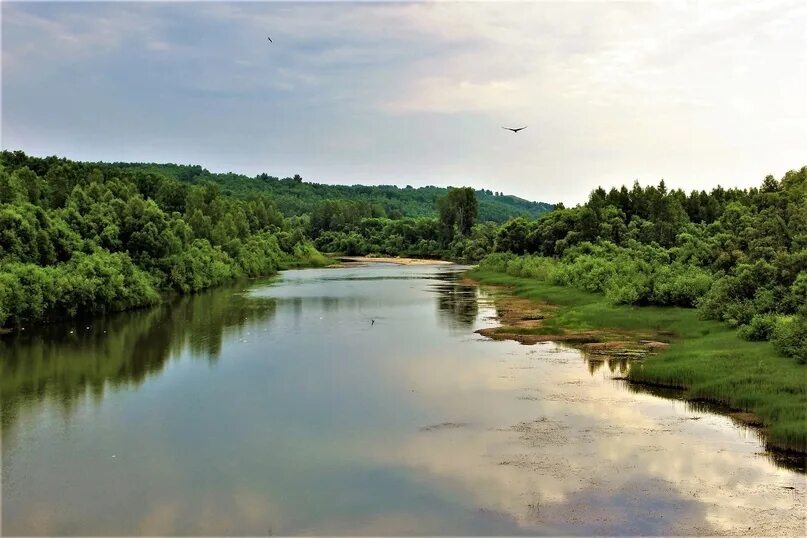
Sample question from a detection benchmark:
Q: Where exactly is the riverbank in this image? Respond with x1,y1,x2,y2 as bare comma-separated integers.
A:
0,252,334,332
337,256,453,266
467,268,807,454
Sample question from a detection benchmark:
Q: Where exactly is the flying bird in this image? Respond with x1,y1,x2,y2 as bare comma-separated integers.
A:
267,36,273,43
502,126,527,133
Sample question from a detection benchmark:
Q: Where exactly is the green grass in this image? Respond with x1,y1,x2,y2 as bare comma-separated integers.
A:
469,269,807,453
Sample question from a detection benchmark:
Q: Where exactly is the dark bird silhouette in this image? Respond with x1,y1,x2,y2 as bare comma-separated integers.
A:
502,126,527,133
371,319,375,326
267,36,273,43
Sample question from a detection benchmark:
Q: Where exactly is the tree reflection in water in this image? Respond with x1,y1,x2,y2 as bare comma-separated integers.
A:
432,270,479,330
0,280,277,431
585,357,629,376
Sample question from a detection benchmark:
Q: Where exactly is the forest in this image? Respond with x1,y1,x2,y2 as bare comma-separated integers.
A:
104,161,552,222
0,151,330,327
477,168,807,364
1,150,804,364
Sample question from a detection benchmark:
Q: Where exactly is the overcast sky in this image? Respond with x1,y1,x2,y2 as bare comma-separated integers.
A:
2,1,805,205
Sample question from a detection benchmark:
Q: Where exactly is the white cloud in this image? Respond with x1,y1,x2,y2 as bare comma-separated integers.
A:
384,77,527,113
2,1,806,205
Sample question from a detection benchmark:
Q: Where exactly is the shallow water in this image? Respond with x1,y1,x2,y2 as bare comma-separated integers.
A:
1,264,804,535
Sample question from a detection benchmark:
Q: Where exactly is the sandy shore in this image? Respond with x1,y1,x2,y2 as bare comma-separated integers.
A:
336,256,453,266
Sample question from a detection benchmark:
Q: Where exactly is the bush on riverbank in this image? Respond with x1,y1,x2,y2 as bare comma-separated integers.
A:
478,248,713,308
0,251,160,325
479,250,806,363
771,316,807,364
0,152,329,327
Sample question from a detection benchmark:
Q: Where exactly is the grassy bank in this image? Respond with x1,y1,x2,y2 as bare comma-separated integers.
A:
468,268,807,454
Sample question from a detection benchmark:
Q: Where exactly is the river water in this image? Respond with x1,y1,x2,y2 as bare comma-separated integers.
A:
1,264,804,535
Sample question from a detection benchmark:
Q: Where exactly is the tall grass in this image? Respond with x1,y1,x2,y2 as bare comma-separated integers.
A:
282,243,334,269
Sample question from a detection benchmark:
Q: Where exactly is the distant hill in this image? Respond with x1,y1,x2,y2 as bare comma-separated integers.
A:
108,162,554,222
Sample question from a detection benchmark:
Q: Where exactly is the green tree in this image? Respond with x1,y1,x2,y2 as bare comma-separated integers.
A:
437,187,478,242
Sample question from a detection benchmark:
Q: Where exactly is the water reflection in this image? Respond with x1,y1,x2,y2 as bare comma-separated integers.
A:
586,356,629,376
1,265,804,536
0,281,278,432
619,379,807,472
431,270,479,330
386,339,805,536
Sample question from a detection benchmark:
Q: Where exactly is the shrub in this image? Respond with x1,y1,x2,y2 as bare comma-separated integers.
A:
738,314,779,341
0,252,159,325
652,266,713,307
477,252,516,273
772,315,807,364
605,277,648,305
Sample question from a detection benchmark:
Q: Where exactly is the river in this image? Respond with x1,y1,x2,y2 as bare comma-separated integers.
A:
1,263,804,535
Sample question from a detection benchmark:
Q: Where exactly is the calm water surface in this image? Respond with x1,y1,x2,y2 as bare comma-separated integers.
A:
1,264,804,535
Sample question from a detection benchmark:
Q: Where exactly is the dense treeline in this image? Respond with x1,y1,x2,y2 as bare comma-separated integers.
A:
106,161,553,222
308,186,494,260
478,169,807,363
0,151,329,327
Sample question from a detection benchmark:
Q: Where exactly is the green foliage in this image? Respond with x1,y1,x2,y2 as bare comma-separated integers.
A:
3,148,804,364
437,187,479,241
286,242,333,268
738,314,779,341
164,239,237,293
0,151,326,327
0,251,160,326
481,247,713,308
446,222,499,262
479,166,806,362
310,199,386,237
495,217,534,254
474,166,807,447
307,188,483,260
106,160,552,222
771,316,807,364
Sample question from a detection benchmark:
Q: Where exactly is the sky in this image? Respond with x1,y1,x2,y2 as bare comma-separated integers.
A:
2,1,806,205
